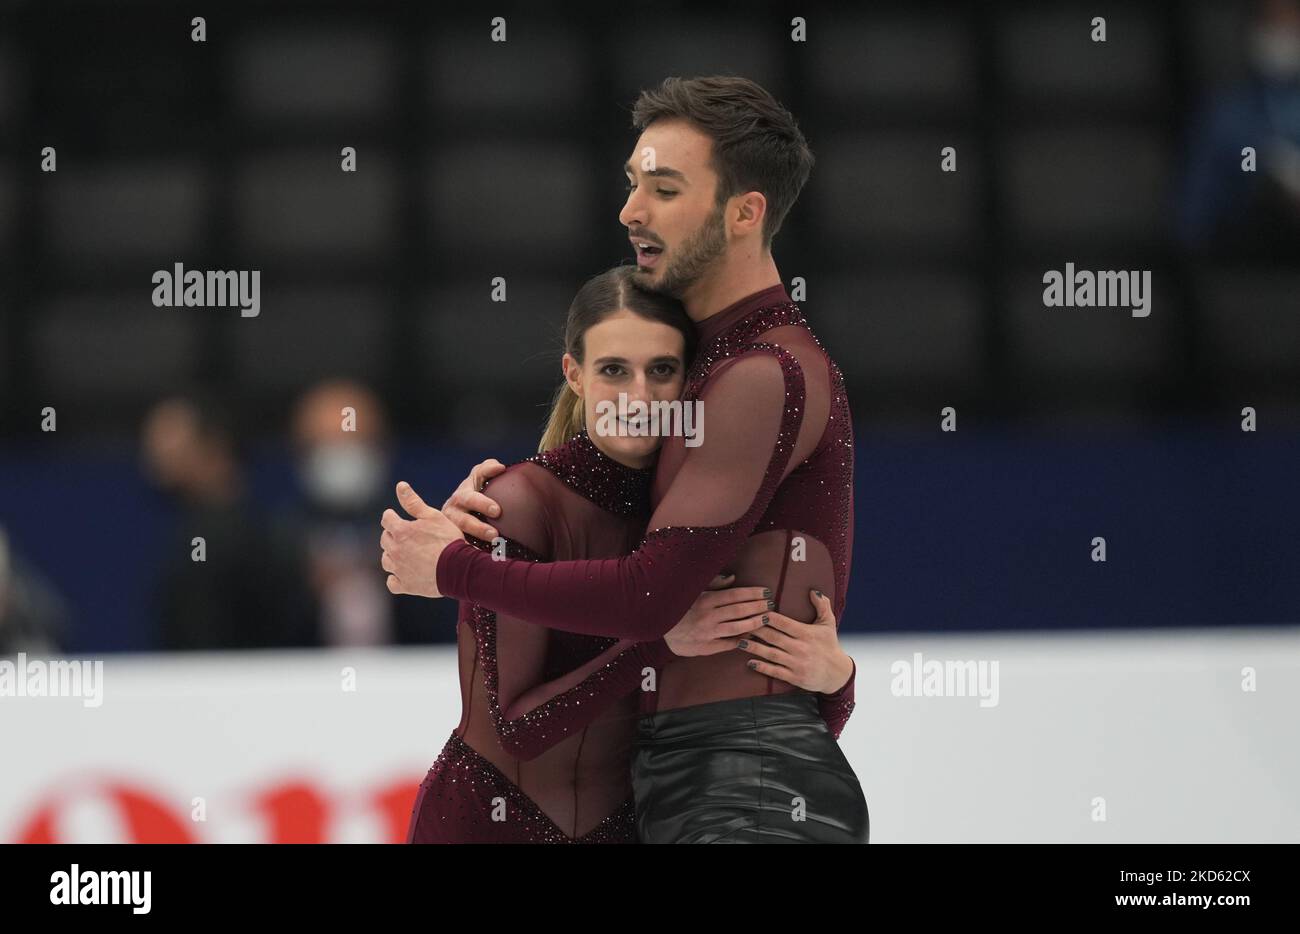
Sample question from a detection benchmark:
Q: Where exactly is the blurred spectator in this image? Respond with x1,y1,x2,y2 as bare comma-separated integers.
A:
141,393,310,650
277,379,440,647
1178,0,1300,257
0,525,68,654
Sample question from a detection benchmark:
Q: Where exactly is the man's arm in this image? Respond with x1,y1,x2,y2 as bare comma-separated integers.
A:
430,347,807,641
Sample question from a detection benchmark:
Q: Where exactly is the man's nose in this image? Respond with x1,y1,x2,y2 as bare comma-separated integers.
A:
619,189,646,229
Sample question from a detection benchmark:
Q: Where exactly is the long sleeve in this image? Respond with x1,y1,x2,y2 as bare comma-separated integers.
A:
816,657,856,740
437,346,806,641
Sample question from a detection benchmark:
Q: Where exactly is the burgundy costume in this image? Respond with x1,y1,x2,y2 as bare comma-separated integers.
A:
409,322,857,841
436,284,857,723
407,431,659,842
432,284,866,842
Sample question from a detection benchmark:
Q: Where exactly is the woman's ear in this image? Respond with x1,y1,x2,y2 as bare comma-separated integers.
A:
561,352,583,398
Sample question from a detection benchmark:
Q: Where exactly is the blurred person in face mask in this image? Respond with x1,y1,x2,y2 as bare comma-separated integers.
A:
285,380,441,647
142,393,306,650
1178,0,1300,255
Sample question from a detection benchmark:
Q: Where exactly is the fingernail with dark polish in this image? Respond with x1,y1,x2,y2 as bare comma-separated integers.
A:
763,588,772,598
746,660,757,670
761,615,769,624
737,639,749,649
767,599,776,609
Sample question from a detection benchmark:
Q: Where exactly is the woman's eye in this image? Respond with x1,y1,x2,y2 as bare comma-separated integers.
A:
657,189,678,198
601,365,624,377
652,365,677,377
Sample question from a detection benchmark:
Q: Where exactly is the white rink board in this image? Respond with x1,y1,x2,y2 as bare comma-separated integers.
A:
2,628,1297,843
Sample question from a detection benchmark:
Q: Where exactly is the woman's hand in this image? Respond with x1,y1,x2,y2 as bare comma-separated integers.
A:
379,482,465,598
737,589,853,694
662,574,771,657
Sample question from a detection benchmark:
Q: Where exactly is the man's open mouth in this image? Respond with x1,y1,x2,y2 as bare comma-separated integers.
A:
631,238,663,268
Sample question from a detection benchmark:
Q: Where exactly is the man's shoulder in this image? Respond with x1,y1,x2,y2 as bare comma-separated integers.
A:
704,341,808,387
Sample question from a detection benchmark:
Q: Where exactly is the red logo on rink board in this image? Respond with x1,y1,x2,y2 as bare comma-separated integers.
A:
12,777,420,843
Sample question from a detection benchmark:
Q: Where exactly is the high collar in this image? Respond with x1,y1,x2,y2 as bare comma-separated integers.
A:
528,427,653,518
695,283,792,346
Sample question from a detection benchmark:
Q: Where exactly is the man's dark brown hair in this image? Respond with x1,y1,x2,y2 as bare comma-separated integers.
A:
631,75,814,249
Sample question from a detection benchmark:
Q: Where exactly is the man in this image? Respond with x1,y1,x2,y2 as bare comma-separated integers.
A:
382,76,867,843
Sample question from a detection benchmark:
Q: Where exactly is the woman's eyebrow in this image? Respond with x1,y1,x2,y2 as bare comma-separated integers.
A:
592,355,682,366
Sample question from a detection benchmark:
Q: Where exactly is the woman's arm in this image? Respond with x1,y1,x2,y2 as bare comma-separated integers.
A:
435,347,807,641
817,659,856,740
490,607,670,761
739,591,858,740
456,468,676,760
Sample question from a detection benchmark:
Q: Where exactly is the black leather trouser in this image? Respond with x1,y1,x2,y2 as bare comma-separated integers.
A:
632,691,869,844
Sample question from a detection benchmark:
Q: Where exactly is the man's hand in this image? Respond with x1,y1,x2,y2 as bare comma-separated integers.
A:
380,481,464,598
737,589,853,694
440,459,508,542
662,574,771,657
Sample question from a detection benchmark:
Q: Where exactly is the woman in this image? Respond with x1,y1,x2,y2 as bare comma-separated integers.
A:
404,266,855,843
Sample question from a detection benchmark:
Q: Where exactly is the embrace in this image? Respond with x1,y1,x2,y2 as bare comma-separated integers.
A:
382,75,867,844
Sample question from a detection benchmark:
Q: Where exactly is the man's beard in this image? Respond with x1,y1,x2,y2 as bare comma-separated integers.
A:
638,200,727,299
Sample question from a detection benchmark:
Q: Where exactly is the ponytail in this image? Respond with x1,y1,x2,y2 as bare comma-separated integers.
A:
538,381,585,453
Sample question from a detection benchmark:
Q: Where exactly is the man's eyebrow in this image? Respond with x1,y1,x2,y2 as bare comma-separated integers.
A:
623,161,689,183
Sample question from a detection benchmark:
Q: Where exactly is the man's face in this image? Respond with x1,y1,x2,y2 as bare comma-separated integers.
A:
620,119,729,299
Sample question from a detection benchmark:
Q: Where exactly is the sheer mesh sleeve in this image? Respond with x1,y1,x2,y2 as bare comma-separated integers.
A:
466,466,674,762
436,346,805,640
817,658,856,740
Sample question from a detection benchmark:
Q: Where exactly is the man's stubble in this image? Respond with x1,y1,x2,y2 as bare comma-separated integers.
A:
636,199,729,300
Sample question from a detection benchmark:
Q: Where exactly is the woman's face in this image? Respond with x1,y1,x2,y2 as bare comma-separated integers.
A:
564,309,687,468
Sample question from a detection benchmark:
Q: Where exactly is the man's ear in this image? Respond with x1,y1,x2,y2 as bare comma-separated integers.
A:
562,352,583,398
731,191,768,240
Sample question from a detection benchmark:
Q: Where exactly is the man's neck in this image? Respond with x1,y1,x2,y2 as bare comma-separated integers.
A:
682,247,782,324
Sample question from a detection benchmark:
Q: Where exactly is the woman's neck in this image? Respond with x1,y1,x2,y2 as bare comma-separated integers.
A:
586,428,653,470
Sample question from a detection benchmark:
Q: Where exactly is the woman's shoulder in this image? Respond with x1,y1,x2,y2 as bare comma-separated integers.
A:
480,459,560,513
468,460,561,558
